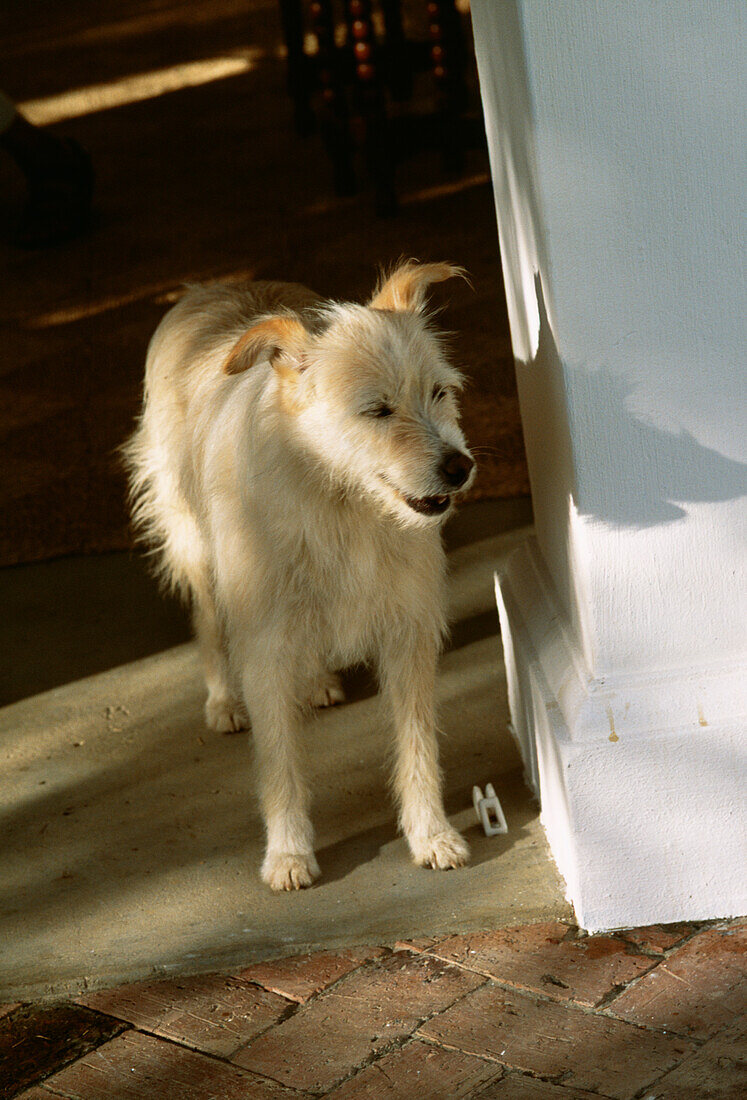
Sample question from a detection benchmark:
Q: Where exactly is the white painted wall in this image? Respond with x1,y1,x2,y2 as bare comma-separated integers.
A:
472,0,747,928
473,0,747,677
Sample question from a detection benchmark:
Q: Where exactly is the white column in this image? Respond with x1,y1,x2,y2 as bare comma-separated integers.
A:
472,0,747,930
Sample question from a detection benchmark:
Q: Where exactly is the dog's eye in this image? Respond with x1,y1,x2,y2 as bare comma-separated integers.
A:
432,386,449,402
365,403,394,419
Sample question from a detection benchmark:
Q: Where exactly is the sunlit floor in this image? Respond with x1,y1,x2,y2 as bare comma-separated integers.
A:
0,501,572,1002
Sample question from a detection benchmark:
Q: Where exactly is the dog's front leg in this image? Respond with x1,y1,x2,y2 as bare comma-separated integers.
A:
241,655,319,891
379,631,469,871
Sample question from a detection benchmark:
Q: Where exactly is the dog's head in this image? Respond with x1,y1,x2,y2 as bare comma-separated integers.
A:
225,260,476,527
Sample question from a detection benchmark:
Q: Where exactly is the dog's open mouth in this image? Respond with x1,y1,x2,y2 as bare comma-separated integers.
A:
402,493,451,516
379,475,452,516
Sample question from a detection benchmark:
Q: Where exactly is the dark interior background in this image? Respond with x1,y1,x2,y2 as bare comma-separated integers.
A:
0,0,528,569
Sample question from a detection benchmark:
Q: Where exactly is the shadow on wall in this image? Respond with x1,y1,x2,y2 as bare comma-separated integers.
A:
527,274,747,529
473,0,747,531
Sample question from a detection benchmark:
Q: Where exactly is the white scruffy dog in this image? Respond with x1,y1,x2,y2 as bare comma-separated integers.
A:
124,260,476,890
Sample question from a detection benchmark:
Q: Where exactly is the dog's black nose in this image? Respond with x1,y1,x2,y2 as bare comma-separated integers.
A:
440,450,475,488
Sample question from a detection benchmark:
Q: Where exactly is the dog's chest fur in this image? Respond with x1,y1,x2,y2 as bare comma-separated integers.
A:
258,492,446,667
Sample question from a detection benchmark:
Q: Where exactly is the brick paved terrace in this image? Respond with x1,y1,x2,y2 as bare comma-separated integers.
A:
2,918,744,1099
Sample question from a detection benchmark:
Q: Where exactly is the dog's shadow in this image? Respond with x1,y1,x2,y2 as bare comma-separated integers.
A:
313,820,400,887
311,777,530,888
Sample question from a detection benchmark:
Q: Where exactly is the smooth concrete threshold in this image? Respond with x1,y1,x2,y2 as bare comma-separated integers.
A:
0,501,571,1001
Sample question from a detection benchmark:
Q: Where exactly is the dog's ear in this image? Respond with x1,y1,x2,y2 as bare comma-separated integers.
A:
369,260,468,313
224,314,308,376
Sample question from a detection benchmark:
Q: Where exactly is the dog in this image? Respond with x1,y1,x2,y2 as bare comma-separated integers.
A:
123,260,476,891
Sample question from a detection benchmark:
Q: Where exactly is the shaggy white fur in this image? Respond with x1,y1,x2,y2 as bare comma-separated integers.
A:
123,260,476,890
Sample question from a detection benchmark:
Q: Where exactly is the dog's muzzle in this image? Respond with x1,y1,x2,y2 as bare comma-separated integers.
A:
381,449,474,517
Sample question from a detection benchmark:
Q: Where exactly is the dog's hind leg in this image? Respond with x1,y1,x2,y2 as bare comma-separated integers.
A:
379,630,469,871
307,669,345,709
193,592,247,733
126,421,246,731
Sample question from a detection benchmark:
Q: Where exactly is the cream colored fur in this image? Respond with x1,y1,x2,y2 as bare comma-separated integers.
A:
123,261,476,891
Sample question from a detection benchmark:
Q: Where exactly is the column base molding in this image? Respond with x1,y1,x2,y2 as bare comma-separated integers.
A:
495,535,746,932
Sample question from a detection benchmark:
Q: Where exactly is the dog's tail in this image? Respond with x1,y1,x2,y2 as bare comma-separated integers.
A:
120,405,201,603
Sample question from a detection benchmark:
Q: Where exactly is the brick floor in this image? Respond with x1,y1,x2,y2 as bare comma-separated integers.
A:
231,952,485,1093
27,1030,292,1098
237,946,388,1004
639,1017,747,1099
325,1039,503,1098
605,924,747,1039
416,921,660,1008
77,972,291,1058
417,981,696,1100
477,1076,606,1098
5,1091,52,1100
0,1003,124,1099
615,923,696,955
5,918,745,1100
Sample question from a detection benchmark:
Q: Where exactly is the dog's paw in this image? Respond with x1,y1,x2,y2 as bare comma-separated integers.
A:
205,695,247,734
262,850,321,892
307,672,345,709
411,828,470,870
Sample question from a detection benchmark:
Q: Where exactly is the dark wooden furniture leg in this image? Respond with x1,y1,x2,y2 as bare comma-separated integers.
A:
428,0,468,172
345,0,397,215
381,0,411,101
279,0,314,135
310,0,357,195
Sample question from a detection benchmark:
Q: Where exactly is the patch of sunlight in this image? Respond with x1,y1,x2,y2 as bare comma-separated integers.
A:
20,51,262,126
303,172,491,217
26,284,185,328
5,1,275,56
400,171,491,206
26,267,258,329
